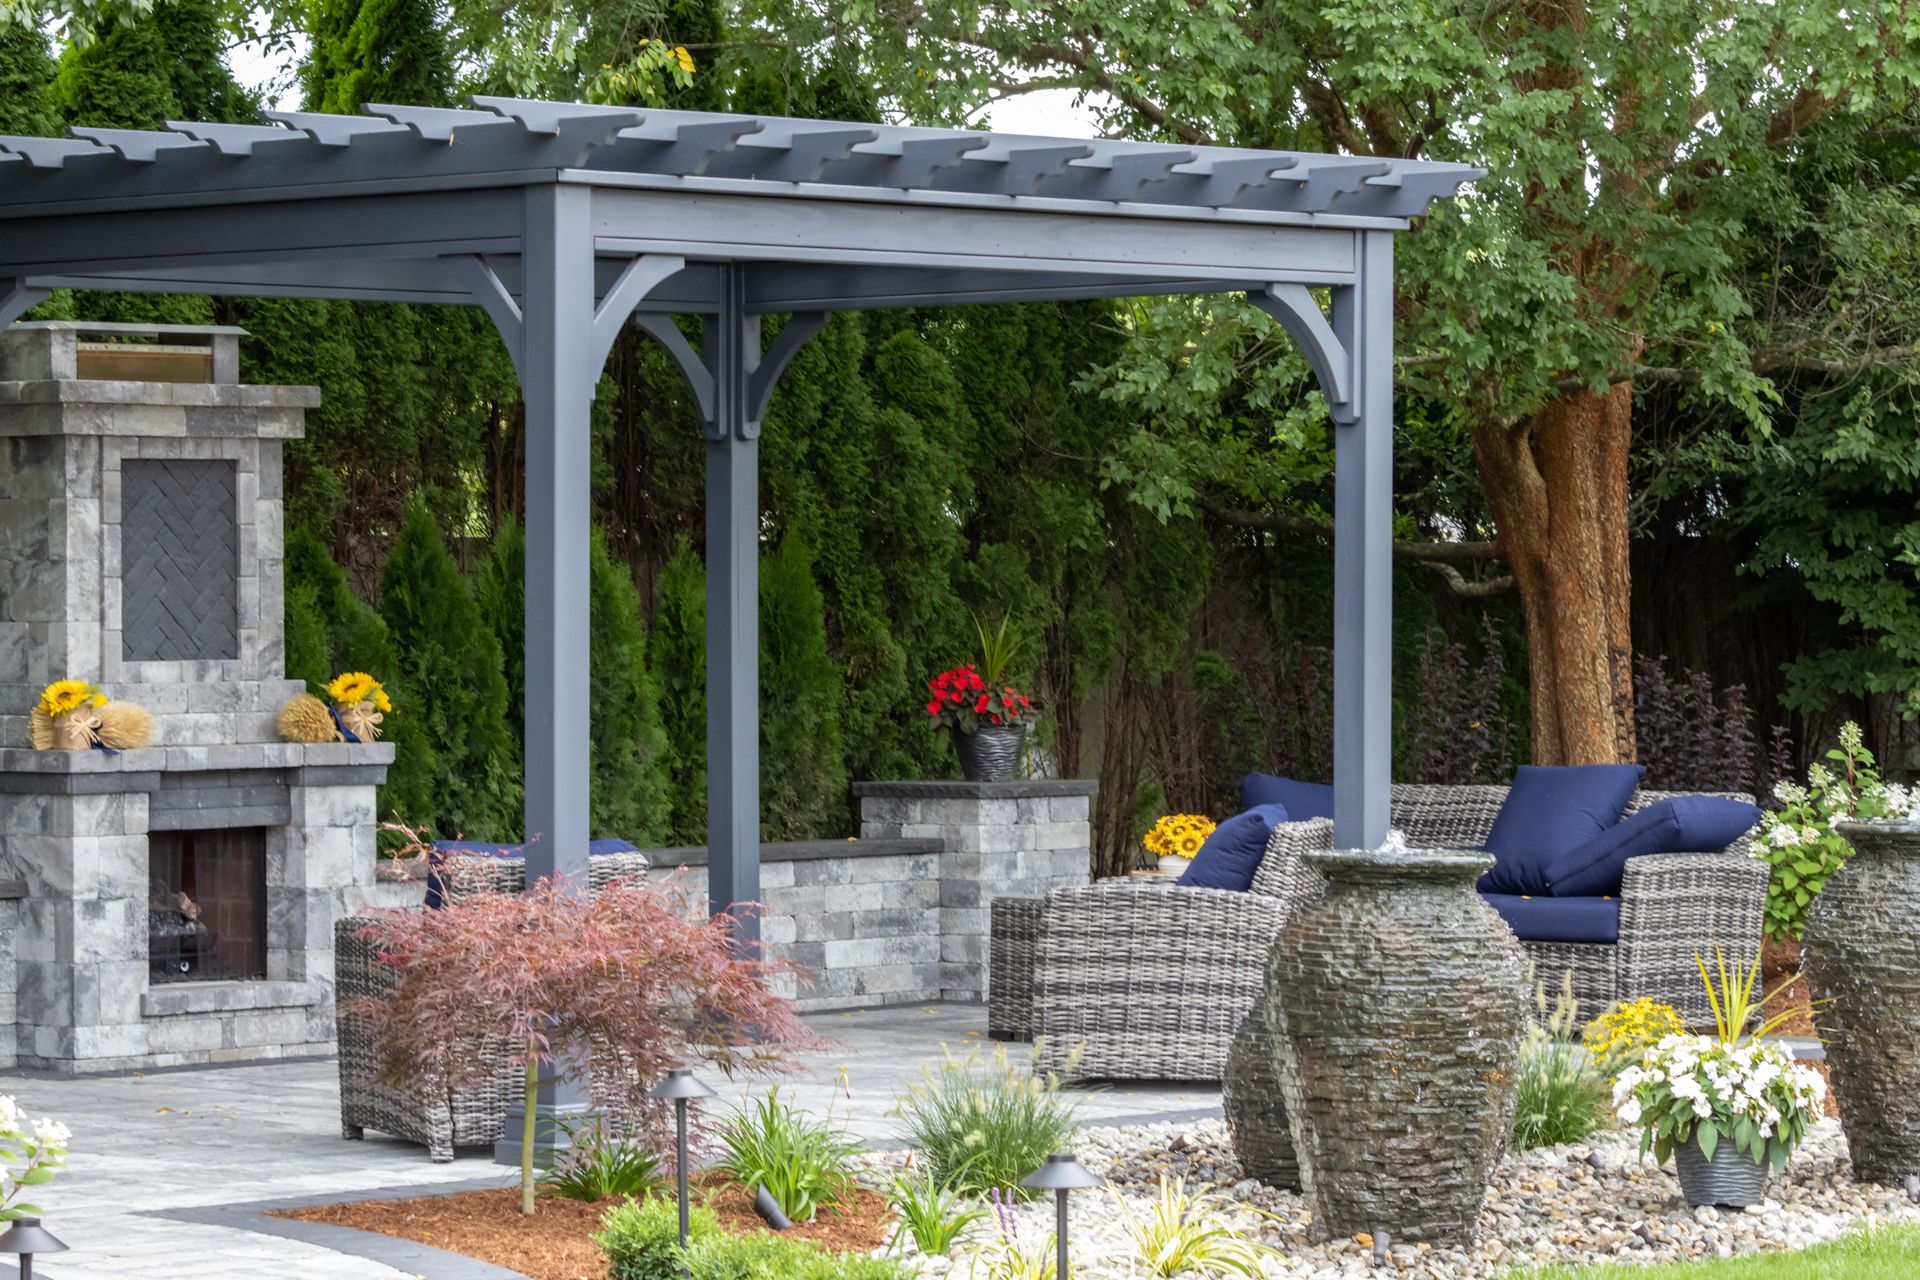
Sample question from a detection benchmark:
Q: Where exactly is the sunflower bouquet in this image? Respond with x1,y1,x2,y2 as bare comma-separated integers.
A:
1143,813,1216,869
32,678,106,750
327,671,392,742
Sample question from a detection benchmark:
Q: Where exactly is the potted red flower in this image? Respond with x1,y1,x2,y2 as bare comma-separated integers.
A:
924,616,1036,782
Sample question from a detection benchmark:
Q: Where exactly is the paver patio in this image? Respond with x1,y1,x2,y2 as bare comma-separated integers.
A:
2,1003,1220,1280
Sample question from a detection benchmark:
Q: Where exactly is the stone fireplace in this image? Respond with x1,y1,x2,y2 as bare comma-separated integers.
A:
0,321,391,1073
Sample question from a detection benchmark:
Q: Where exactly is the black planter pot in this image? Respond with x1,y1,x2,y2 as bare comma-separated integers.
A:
952,724,1025,782
1673,1136,1769,1208
1804,819,1920,1185
1269,848,1526,1245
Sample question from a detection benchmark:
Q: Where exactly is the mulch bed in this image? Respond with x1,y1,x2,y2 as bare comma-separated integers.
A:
1760,935,1840,1118
277,1175,893,1280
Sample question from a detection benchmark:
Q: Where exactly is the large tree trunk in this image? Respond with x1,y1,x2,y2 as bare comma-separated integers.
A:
1473,382,1637,764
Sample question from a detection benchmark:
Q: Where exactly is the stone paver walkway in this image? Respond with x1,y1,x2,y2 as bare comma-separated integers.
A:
2,1004,1220,1279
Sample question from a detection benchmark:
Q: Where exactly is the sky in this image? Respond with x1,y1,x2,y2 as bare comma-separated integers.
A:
225,35,1107,138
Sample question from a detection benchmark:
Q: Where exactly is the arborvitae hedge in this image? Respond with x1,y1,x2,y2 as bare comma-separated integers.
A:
378,502,519,840
758,534,845,842
650,540,709,844
478,519,675,844
0,25,60,137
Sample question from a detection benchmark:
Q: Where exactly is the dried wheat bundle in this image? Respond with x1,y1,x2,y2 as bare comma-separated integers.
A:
278,693,342,744
95,701,155,750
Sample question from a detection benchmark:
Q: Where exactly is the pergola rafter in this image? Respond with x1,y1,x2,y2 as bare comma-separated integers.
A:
0,98,1478,1134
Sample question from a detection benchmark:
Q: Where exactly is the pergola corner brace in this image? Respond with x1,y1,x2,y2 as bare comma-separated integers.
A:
0,279,51,330
1251,283,1358,424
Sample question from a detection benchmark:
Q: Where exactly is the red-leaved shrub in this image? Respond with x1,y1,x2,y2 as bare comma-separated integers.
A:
348,874,817,1210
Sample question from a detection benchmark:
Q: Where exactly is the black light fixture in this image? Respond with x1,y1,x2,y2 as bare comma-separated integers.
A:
646,1067,717,1248
0,1217,68,1279
1019,1152,1101,1280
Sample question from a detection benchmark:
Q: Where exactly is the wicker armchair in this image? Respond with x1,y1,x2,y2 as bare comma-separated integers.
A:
1393,785,1764,1024
1025,819,1333,1081
1008,785,1762,1082
335,849,651,1161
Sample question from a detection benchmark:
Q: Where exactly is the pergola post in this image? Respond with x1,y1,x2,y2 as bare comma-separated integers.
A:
704,265,761,943
1331,230,1395,850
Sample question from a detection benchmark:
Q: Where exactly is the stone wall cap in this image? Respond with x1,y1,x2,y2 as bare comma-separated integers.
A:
0,740,396,775
852,779,1099,799
646,836,945,869
0,379,322,413
0,878,24,899
140,981,324,1019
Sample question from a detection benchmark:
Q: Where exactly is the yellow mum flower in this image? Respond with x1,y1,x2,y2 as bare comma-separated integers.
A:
39,679,102,718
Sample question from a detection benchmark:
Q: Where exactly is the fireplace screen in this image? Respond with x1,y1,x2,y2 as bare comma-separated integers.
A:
148,829,268,983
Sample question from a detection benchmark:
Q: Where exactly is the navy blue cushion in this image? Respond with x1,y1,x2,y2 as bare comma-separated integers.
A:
1544,795,1761,898
1178,804,1288,892
424,838,642,908
1478,764,1646,896
1481,893,1621,945
1238,773,1334,820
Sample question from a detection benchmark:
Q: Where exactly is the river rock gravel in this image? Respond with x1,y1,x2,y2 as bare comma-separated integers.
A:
863,1117,1918,1278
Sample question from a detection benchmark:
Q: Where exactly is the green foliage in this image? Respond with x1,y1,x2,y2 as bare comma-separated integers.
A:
714,1090,859,1224
1752,723,1909,940
1512,975,1610,1152
480,520,674,844
303,0,452,114
884,1168,985,1256
0,22,60,136
649,539,708,845
1524,1225,1920,1278
759,534,846,842
683,1232,913,1280
538,1118,665,1203
596,1195,719,1280
378,501,519,839
892,1045,1080,1200
1119,1177,1269,1278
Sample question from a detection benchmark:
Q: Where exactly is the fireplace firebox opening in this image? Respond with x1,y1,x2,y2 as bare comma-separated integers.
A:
147,829,269,984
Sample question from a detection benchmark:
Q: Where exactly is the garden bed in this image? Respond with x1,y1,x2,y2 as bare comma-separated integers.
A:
277,1176,892,1280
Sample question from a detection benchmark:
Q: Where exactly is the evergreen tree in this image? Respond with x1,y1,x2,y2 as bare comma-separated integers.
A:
588,530,674,844
379,501,520,840
758,534,845,842
0,24,60,137
650,540,708,844
304,0,454,114
478,519,673,843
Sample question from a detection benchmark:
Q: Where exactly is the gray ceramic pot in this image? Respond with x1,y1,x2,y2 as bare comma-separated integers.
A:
952,723,1025,782
1804,818,1920,1185
1674,1136,1769,1208
1270,848,1526,1245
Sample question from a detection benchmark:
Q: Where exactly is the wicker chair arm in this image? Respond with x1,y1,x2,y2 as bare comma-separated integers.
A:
1616,851,1769,1023
1033,879,1289,1079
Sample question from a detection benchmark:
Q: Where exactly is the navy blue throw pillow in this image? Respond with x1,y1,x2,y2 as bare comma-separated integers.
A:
1238,773,1334,820
1178,804,1288,892
1545,795,1761,898
1478,764,1645,896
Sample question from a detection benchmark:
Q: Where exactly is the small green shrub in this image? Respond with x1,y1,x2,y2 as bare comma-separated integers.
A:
539,1119,666,1203
1753,722,1909,940
596,1195,718,1280
1513,975,1610,1151
596,1196,912,1280
892,1044,1080,1199
1120,1176,1268,1278
885,1167,986,1255
715,1090,859,1222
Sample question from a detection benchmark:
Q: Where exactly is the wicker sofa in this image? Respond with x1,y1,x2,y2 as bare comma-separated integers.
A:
997,785,1763,1083
335,848,651,1161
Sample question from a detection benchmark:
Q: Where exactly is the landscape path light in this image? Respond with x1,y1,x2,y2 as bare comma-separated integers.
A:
1019,1152,1102,1280
0,1217,68,1280
645,1067,717,1248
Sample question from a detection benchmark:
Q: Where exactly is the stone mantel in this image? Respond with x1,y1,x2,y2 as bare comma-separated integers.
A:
0,741,394,791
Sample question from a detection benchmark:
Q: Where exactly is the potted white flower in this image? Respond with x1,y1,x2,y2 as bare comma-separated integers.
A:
1,1093,71,1221
1612,952,1824,1208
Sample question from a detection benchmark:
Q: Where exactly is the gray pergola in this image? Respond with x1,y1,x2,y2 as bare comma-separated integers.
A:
0,98,1478,913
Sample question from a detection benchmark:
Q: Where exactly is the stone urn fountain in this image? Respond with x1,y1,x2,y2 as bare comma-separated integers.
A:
1268,848,1526,1244
1222,1002,1301,1190
1804,818,1920,1185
